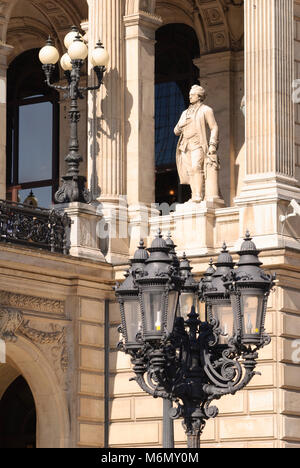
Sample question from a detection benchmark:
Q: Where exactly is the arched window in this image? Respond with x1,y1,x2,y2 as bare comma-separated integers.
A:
155,24,200,205
6,49,59,208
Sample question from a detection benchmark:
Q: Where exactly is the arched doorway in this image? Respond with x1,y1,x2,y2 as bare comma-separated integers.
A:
4,337,70,448
0,375,36,448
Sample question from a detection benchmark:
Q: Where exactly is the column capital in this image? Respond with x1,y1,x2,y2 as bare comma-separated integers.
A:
123,11,163,40
0,43,14,68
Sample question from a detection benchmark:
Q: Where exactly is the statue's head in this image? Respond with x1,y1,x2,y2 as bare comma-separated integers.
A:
189,85,206,104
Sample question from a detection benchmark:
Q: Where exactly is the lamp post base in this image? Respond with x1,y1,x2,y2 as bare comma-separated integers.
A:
55,175,92,204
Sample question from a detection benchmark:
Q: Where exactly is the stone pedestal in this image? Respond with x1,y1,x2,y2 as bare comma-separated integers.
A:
55,202,106,262
95,197,130,265
150,201,216,257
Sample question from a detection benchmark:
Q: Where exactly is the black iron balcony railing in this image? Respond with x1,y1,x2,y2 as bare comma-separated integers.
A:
0,199,71,254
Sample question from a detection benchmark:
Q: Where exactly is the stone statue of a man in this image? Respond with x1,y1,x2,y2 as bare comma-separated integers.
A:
174,85,219,203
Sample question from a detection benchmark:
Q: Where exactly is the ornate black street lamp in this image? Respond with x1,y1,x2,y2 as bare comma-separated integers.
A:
39,27,109,204
115,232,275,448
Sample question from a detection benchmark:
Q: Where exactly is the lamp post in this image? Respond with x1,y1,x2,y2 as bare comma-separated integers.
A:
38,28,109,204
115,231,275,448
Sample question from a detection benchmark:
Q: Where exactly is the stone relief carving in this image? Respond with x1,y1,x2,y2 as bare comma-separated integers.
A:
0,290,65,315
0,308,23,342
19,319,69,379
174,85,223,205
220,0,244,50
0,305,68,378
140,0,156,13
126,0,156,15
19,320,65,346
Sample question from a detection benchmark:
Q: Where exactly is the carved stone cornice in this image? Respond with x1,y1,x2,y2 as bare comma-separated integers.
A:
0,290,65,316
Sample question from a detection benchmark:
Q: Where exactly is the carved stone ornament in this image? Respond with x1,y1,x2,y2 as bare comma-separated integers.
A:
0,290,65,315
18,320,65,345
0,307,23,342
0,306,68,373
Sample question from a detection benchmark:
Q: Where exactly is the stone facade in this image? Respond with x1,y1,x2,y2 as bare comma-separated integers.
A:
0,0,299,449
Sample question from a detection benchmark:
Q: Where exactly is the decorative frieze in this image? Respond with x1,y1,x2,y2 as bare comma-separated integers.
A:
0,290,65,315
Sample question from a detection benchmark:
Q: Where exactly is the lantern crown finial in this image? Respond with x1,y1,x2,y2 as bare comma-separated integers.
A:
149,229,168,250
180,253,191,271
132,239,149,262
239,231,259,254
214,242,234,268
237,231,262,267
205,258,216,276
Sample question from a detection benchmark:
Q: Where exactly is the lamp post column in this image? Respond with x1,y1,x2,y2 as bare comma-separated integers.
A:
55,60,91,204
163,399,174,448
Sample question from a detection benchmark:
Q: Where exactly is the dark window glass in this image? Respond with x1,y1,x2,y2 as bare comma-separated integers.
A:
19,102,53,184
6,49,59,208
155,24,200,205
155,82,185,168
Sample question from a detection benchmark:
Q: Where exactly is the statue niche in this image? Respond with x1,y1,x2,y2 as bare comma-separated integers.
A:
174,85,224,207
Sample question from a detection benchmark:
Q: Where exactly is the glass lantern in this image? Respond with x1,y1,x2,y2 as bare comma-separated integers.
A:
136,231,182,342
121,294,142,346
226,232,275,347
203,244,235,345
115,240,149,350
178,253,199,321
210,302,234,345
115,270,141,349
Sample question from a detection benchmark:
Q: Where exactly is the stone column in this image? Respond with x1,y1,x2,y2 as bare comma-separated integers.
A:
124,11,162,207
87,0,125,202
236,0,300,249
87,0,128,264
124,11,162,254
0,44,13,200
